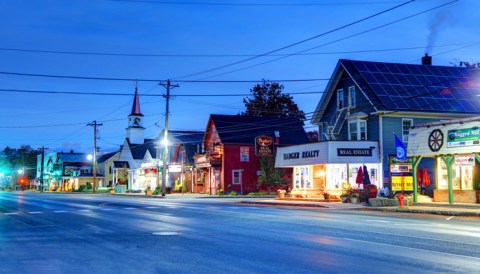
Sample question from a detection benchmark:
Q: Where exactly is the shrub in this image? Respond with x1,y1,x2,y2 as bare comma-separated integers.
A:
229,191,239,196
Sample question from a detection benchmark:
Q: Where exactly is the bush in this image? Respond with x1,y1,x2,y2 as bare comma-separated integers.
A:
153,186,161,195
228,191,239,196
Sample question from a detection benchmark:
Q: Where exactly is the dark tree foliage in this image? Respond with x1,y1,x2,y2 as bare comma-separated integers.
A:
307,131,319,143
242,80,306,123
0,146,41,179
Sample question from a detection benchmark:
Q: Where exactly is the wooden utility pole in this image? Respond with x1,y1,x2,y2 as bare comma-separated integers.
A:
87,120,103,193
159,80,179,196
39,146,48,192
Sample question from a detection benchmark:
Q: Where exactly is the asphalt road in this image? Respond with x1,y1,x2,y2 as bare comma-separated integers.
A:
0,192,479,274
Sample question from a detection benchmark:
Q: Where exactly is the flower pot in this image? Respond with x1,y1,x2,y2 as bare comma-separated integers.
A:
109,189,115,194
350,197,358,204
341,196,349,203
278,192,285,198
145,190,153,196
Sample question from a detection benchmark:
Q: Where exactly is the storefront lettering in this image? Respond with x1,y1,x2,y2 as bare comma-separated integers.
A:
337,148,372,156
283,150,320,160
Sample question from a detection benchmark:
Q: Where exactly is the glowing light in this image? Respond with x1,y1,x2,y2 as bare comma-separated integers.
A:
87,154,93,161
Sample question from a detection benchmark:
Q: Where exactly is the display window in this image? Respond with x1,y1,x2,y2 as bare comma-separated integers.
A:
438,161,474,190
294,166,312,189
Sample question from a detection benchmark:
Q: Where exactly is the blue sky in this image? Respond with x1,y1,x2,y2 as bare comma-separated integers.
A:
0,0,479,153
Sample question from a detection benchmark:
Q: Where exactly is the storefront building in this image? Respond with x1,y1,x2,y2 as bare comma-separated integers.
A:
275,141,379,198
408,117,480,204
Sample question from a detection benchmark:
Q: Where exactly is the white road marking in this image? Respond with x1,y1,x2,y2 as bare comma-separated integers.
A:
4,213,19,215
124,207,136,210
365,219,390,223
446,216,455,220
54,211,68,213
100,208,115,211
145,207,158,209
29,212,43,214
78,209,91,212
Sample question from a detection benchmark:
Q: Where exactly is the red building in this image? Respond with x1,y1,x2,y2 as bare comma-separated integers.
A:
194,114,309,194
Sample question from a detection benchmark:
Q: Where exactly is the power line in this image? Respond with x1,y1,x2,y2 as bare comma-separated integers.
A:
0,43,468,57
110,0,404,7
173,0,415,79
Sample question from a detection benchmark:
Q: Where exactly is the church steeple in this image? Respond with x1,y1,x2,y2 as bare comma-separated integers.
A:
126,86,145,144
131,86,143,116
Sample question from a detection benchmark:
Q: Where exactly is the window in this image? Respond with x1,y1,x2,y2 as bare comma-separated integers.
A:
402,119,413,143
232,170,242,185
349,120,367,140
348,86,356,108
240,147,249,162
294,166,312,189
109,166,112,174
336,89,344,109
349,121,358,140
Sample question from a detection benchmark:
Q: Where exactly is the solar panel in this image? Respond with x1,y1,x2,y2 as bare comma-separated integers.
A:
344,59,480,114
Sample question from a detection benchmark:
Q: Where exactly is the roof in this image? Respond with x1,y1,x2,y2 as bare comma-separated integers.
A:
169,130,204,144
130,87,143,116
312,59,480,123
113,161,130,168
127,138,157,160
208,114,309,145
96,152,118,163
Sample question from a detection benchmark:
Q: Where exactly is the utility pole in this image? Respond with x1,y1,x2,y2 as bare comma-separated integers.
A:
87,120,103,193
40,146,48,192
159,80,179,196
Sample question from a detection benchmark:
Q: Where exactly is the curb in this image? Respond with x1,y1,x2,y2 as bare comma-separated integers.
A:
364,206,480,217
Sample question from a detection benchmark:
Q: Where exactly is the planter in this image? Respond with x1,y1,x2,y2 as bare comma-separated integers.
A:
350,197,359,204
278,192,285,198
145,190,153,196
109,189,115,194
341,196,349,203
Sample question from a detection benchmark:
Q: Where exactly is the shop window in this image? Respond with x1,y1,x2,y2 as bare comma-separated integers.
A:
348,86,356,108
402,119,413,143
438,161,474,190
337,89,344,109
240,147,249,162
294,166,312,189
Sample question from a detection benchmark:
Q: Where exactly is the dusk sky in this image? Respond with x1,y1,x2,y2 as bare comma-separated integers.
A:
1,0,479,154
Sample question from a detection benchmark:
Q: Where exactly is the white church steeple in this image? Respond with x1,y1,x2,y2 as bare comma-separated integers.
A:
126,86,145,144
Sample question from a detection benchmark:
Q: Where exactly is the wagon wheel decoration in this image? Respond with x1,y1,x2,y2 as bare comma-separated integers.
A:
428,129,444,152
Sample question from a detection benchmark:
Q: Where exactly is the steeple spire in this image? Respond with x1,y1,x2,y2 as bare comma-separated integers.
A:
131,85,142,116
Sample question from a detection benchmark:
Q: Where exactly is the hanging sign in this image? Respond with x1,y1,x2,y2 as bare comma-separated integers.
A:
454,154,476,166
255,135,274,156
447,127,480,148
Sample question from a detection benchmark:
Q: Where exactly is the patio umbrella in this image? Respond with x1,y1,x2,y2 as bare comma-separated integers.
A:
417,169,423,186
355,166,363,184
362,165,371,185
422,168,431,187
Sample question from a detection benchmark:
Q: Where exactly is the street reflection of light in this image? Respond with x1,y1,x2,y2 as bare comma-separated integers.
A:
311,236,338,245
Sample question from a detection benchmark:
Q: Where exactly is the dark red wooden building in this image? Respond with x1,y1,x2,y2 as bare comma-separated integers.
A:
194,114,309,194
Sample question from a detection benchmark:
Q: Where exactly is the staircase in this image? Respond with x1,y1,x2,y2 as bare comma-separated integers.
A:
324,108,348,140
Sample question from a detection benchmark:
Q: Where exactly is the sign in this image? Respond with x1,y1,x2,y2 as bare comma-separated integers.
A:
255,135,274,156
168,164,182,173
337,148,372,157
283,150,320,160
447,127,480,148
454,154,475,166
144,167,158,176
391,176,413,191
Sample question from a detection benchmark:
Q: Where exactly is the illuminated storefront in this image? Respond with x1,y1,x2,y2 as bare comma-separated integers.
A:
408,118,480,204
275,141,380,198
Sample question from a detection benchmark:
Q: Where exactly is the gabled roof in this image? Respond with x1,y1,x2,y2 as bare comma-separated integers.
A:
312,59,480,124
208,114,309,145
126,138,157,160
96,152,118,164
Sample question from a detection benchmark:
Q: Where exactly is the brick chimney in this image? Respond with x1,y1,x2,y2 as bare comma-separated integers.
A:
422,53,432,65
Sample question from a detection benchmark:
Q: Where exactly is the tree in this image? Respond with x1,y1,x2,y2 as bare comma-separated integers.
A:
242,80,306,123
0,146,40,180
257,156,288,191
307,130,319,143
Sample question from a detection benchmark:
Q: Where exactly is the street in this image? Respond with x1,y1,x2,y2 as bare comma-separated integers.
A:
1,192,479,274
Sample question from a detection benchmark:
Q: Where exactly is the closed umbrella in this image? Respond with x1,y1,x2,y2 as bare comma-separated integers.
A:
417,169,424,186
355,166,363,184
423,168,431,187
363,165,371,185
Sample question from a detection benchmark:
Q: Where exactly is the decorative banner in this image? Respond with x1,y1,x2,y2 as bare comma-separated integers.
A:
255,135,274,156
454,154,476,166
447,127,480,148
391,176,413,191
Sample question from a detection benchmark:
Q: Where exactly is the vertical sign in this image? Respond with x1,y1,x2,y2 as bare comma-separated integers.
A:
255,135,274,156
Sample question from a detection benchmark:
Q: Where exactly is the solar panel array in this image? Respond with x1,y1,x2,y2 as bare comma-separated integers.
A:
343,60,480,113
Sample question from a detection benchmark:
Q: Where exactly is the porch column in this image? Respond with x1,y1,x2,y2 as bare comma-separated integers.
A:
411,156,422,202
440,155,455,205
